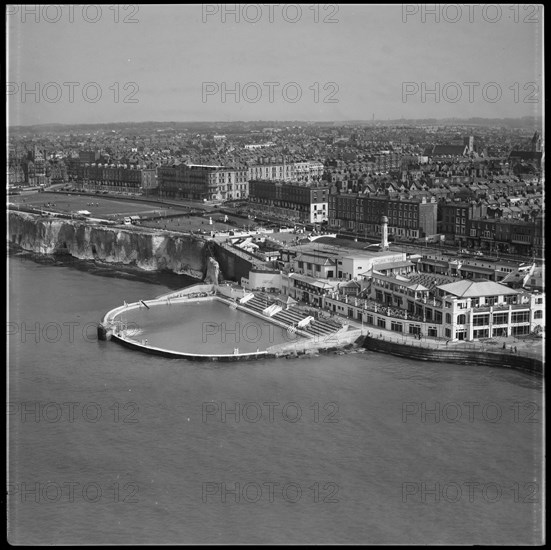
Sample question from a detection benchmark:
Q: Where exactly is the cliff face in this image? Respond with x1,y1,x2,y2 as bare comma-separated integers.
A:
203,256,221,285
9,211,207,280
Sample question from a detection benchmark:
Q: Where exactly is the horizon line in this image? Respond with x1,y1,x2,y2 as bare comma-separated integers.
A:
9,115,543,130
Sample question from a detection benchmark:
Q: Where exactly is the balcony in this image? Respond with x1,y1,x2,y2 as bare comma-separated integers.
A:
473,303,530,312
326,295,440,324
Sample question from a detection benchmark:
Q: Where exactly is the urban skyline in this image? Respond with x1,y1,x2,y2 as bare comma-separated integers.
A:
7,4,544,545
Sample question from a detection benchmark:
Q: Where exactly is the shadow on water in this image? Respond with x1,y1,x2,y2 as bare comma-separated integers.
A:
8,249,198,290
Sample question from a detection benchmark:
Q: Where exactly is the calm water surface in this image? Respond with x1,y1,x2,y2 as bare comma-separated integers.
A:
7,254,543,544
121,299,303,354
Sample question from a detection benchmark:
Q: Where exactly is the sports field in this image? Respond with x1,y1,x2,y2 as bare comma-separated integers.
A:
9,192,190,220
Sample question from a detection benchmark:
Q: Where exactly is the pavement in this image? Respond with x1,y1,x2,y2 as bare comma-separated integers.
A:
361,322,544,360
290,302,544,361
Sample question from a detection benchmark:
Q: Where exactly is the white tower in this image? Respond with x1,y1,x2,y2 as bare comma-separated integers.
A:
381,216,389,250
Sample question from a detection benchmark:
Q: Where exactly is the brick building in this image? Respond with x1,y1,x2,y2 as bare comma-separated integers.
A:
248,181,329,223
328,192,438,240
157,164,248,201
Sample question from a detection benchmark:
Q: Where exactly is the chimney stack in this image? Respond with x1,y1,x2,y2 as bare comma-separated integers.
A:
380,216,389,250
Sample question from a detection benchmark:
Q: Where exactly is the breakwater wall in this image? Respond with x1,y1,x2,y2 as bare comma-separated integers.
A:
363,336,543,376
100,293,269,361
8,210,255,281
110,334,270,362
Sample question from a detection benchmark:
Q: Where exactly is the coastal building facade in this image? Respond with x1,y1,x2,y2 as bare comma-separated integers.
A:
248,181,329,223
76,163,157,193
248,161,324,183
323,273,544,342
157,164,248,201
328,192,438,240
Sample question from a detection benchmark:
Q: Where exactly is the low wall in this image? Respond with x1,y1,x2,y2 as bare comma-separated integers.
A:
267,329,364,355
216,283,247,300
154,283,215,300
98,292,313,359
363,336,543,376
110,334,270,362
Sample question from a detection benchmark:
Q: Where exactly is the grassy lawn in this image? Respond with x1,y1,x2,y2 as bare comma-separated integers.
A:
10,192,190,219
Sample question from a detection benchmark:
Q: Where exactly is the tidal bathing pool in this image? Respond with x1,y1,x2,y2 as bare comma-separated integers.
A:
119,298,304,355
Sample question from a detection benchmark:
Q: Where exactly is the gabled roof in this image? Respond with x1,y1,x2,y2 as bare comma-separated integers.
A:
437,280,519,298
406,283,429,291
341,280,361,288
432,145,468,156
509,151,542,160
373,260,414,271
289,273,339,289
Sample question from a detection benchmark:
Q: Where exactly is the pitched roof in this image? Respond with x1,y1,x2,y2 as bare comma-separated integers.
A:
432,145,468,156
437,280,519,298
509,151,542,160
406,283,429,291
372,260,414,271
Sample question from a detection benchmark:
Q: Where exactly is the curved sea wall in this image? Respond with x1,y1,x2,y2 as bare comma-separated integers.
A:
363,336,543,376
8,210,208,279
98,286,364,361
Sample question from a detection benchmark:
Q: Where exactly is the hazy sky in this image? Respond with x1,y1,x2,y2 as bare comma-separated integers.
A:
7,3,544,125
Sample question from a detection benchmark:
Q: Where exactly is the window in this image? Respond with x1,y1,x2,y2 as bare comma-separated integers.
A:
511,311,529,324
534,310,543,319
473,314,490,326
391,321,403,332
428,327,438,337
511,325,529,336
493,313,508,325
445,328,451,338
446,313,452,323
457,314,466,325
377,318,386,328
473,328,489,339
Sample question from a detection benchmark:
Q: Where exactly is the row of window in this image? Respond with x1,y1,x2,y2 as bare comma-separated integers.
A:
471,326,531,338
471,311,531,325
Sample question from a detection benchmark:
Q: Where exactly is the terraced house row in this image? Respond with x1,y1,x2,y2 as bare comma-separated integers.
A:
157,163,249,201
156,160,324,201
328,192,438,240
76,163,157,193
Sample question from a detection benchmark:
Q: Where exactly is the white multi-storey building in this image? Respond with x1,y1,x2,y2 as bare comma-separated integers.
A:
323,274,544,342
247,161,324,183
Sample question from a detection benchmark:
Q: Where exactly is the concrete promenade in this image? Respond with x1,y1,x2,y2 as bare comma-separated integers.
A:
326,310,544,362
